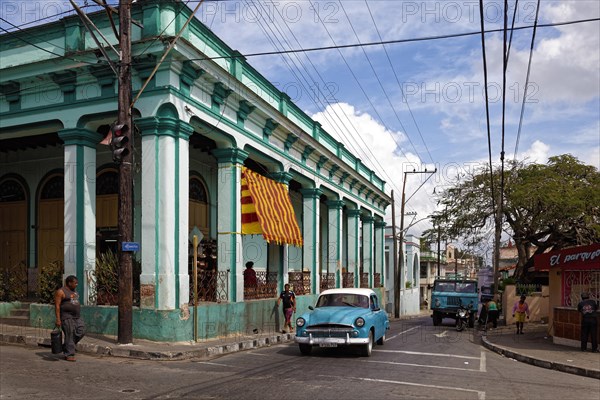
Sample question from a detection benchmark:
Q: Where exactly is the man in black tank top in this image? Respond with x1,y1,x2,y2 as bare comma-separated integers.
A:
54,275,86,361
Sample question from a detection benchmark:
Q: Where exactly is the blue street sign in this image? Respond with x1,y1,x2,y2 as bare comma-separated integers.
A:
122,242,140,252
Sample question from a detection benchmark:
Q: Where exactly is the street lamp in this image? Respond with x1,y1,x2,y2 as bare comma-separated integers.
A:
394,168,437,319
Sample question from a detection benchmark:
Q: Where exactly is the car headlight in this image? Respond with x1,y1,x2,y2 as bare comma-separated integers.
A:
434,299,441,307
355,317,365,327
296,317,305,327
468,303,474,309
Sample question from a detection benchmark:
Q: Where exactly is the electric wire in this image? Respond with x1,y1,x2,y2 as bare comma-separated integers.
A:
337,1,426,165
478,0,497,214
514,0,541,160
505,0,519,66
364,0,435,166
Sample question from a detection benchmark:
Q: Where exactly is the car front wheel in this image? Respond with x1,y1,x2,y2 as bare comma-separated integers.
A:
299,344,312,355
376,331,386,345
361,331,373,357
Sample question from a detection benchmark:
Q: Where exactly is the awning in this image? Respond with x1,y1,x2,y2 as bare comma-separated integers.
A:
241,167,303,247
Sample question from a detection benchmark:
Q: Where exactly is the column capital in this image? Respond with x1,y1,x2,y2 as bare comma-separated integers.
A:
326,200,345,210
58,128,103,148
374,220,387,229
269,171,293,185
361,215,376,224
136,116,194,140
299,187,322,199
212,148,249,165
347,208,361,217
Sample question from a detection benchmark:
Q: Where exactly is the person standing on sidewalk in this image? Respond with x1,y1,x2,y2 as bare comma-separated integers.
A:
486,297,499,329
512,295,530,334
277,284,296,333
577,292,599,352
55,275,86,361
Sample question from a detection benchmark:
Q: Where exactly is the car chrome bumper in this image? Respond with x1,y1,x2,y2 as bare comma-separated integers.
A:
294,333,370,345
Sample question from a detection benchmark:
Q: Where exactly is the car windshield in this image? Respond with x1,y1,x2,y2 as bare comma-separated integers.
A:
434,281,477,293
316,294,369,308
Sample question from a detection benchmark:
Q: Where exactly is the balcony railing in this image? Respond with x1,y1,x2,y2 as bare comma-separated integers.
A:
320,273,335,291
342,272,354,288
244,271,278,300
289,271,311,295
190,270,229,304
360,273,369,288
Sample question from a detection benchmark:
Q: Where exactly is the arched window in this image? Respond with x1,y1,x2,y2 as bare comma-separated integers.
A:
0,177,28,268
189,175,209,237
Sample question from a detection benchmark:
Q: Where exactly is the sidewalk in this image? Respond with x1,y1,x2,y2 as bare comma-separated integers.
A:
481,323,600,380
0,322,295,361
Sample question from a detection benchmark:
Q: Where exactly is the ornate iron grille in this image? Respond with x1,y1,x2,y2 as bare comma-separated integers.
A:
320,273,335,291
342,272,354,288
562,270,600,307
289,271,311,295
190,270,229,304
244,271,278,300
360,273,369,288
374,273,381,288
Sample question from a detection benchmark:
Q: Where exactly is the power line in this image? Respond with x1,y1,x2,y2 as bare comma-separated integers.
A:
364,0,435,165
514,0,541,160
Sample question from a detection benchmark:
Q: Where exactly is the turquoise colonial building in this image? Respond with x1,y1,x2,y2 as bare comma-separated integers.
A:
0,1,390,341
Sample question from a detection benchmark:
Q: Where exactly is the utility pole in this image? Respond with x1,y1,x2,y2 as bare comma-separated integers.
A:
391,191,399,318
117,0,133,345
436,224,441,277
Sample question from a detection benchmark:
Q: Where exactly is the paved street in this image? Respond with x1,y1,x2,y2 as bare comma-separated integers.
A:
1,316,598,400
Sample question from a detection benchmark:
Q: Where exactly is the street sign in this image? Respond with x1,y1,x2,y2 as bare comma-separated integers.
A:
122,242,140,252
189,226,203,247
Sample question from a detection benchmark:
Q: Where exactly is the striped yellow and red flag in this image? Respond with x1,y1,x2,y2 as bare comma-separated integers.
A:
241,167,303,247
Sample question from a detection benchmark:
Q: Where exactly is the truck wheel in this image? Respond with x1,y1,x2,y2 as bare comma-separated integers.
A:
468,314,475,328
433,312,442,326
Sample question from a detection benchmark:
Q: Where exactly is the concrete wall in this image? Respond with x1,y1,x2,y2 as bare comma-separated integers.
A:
502,284,549,325
28,288,385,342
0,301,23,317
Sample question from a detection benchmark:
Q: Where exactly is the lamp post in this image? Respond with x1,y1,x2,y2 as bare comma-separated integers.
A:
394,168,437,318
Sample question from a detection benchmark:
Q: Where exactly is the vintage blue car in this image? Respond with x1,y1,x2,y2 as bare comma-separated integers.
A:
294,288,390,356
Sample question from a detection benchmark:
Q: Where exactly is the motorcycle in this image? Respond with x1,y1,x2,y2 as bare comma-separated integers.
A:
455,303,473,332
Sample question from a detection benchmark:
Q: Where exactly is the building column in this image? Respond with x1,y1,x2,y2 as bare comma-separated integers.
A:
375,219,386,288
361,215,375,288
270,171,294,293
347,209,361,288
212,148,248,302
58,128,103,304
326,200,344,288
299,188,322,294
136,116,193,310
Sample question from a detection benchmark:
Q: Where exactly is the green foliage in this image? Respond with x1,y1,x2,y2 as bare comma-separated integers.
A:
433,154,600,279
0,262,27,302
95,249,120,295
405,281,413,289
38,261,64,304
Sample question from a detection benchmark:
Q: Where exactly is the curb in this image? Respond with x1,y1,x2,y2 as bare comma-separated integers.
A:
481,335,600,380
0,332,295,361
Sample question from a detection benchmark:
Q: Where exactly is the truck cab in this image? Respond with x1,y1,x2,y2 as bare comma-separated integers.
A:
431,278,478,327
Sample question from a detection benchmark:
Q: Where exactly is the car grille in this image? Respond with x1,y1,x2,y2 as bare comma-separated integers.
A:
305,324,353,338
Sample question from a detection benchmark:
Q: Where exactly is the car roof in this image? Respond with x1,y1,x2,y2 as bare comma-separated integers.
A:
319,288,376,296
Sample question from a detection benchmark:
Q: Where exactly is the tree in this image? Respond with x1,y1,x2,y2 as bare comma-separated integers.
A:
427,154,600,280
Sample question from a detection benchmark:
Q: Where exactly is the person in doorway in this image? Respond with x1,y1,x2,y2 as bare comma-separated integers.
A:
54,275,85,362
277,284,296,333
486,297,499,329
512,295,530,334
577,292,599,352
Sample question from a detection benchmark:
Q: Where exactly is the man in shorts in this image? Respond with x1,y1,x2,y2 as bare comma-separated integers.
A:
277,284,296,333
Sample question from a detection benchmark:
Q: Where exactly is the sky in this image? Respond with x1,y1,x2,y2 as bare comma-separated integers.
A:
1,0,599,246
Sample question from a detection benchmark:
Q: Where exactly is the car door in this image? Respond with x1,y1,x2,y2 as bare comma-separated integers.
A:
370,294,384,339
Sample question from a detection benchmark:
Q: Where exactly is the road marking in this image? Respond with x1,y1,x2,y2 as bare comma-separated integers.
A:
480,350,486,372
321,375,485,400
434,330,448,338
364,359,481,373
386,325,420,341
374,349,481,360
193,361,232,367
